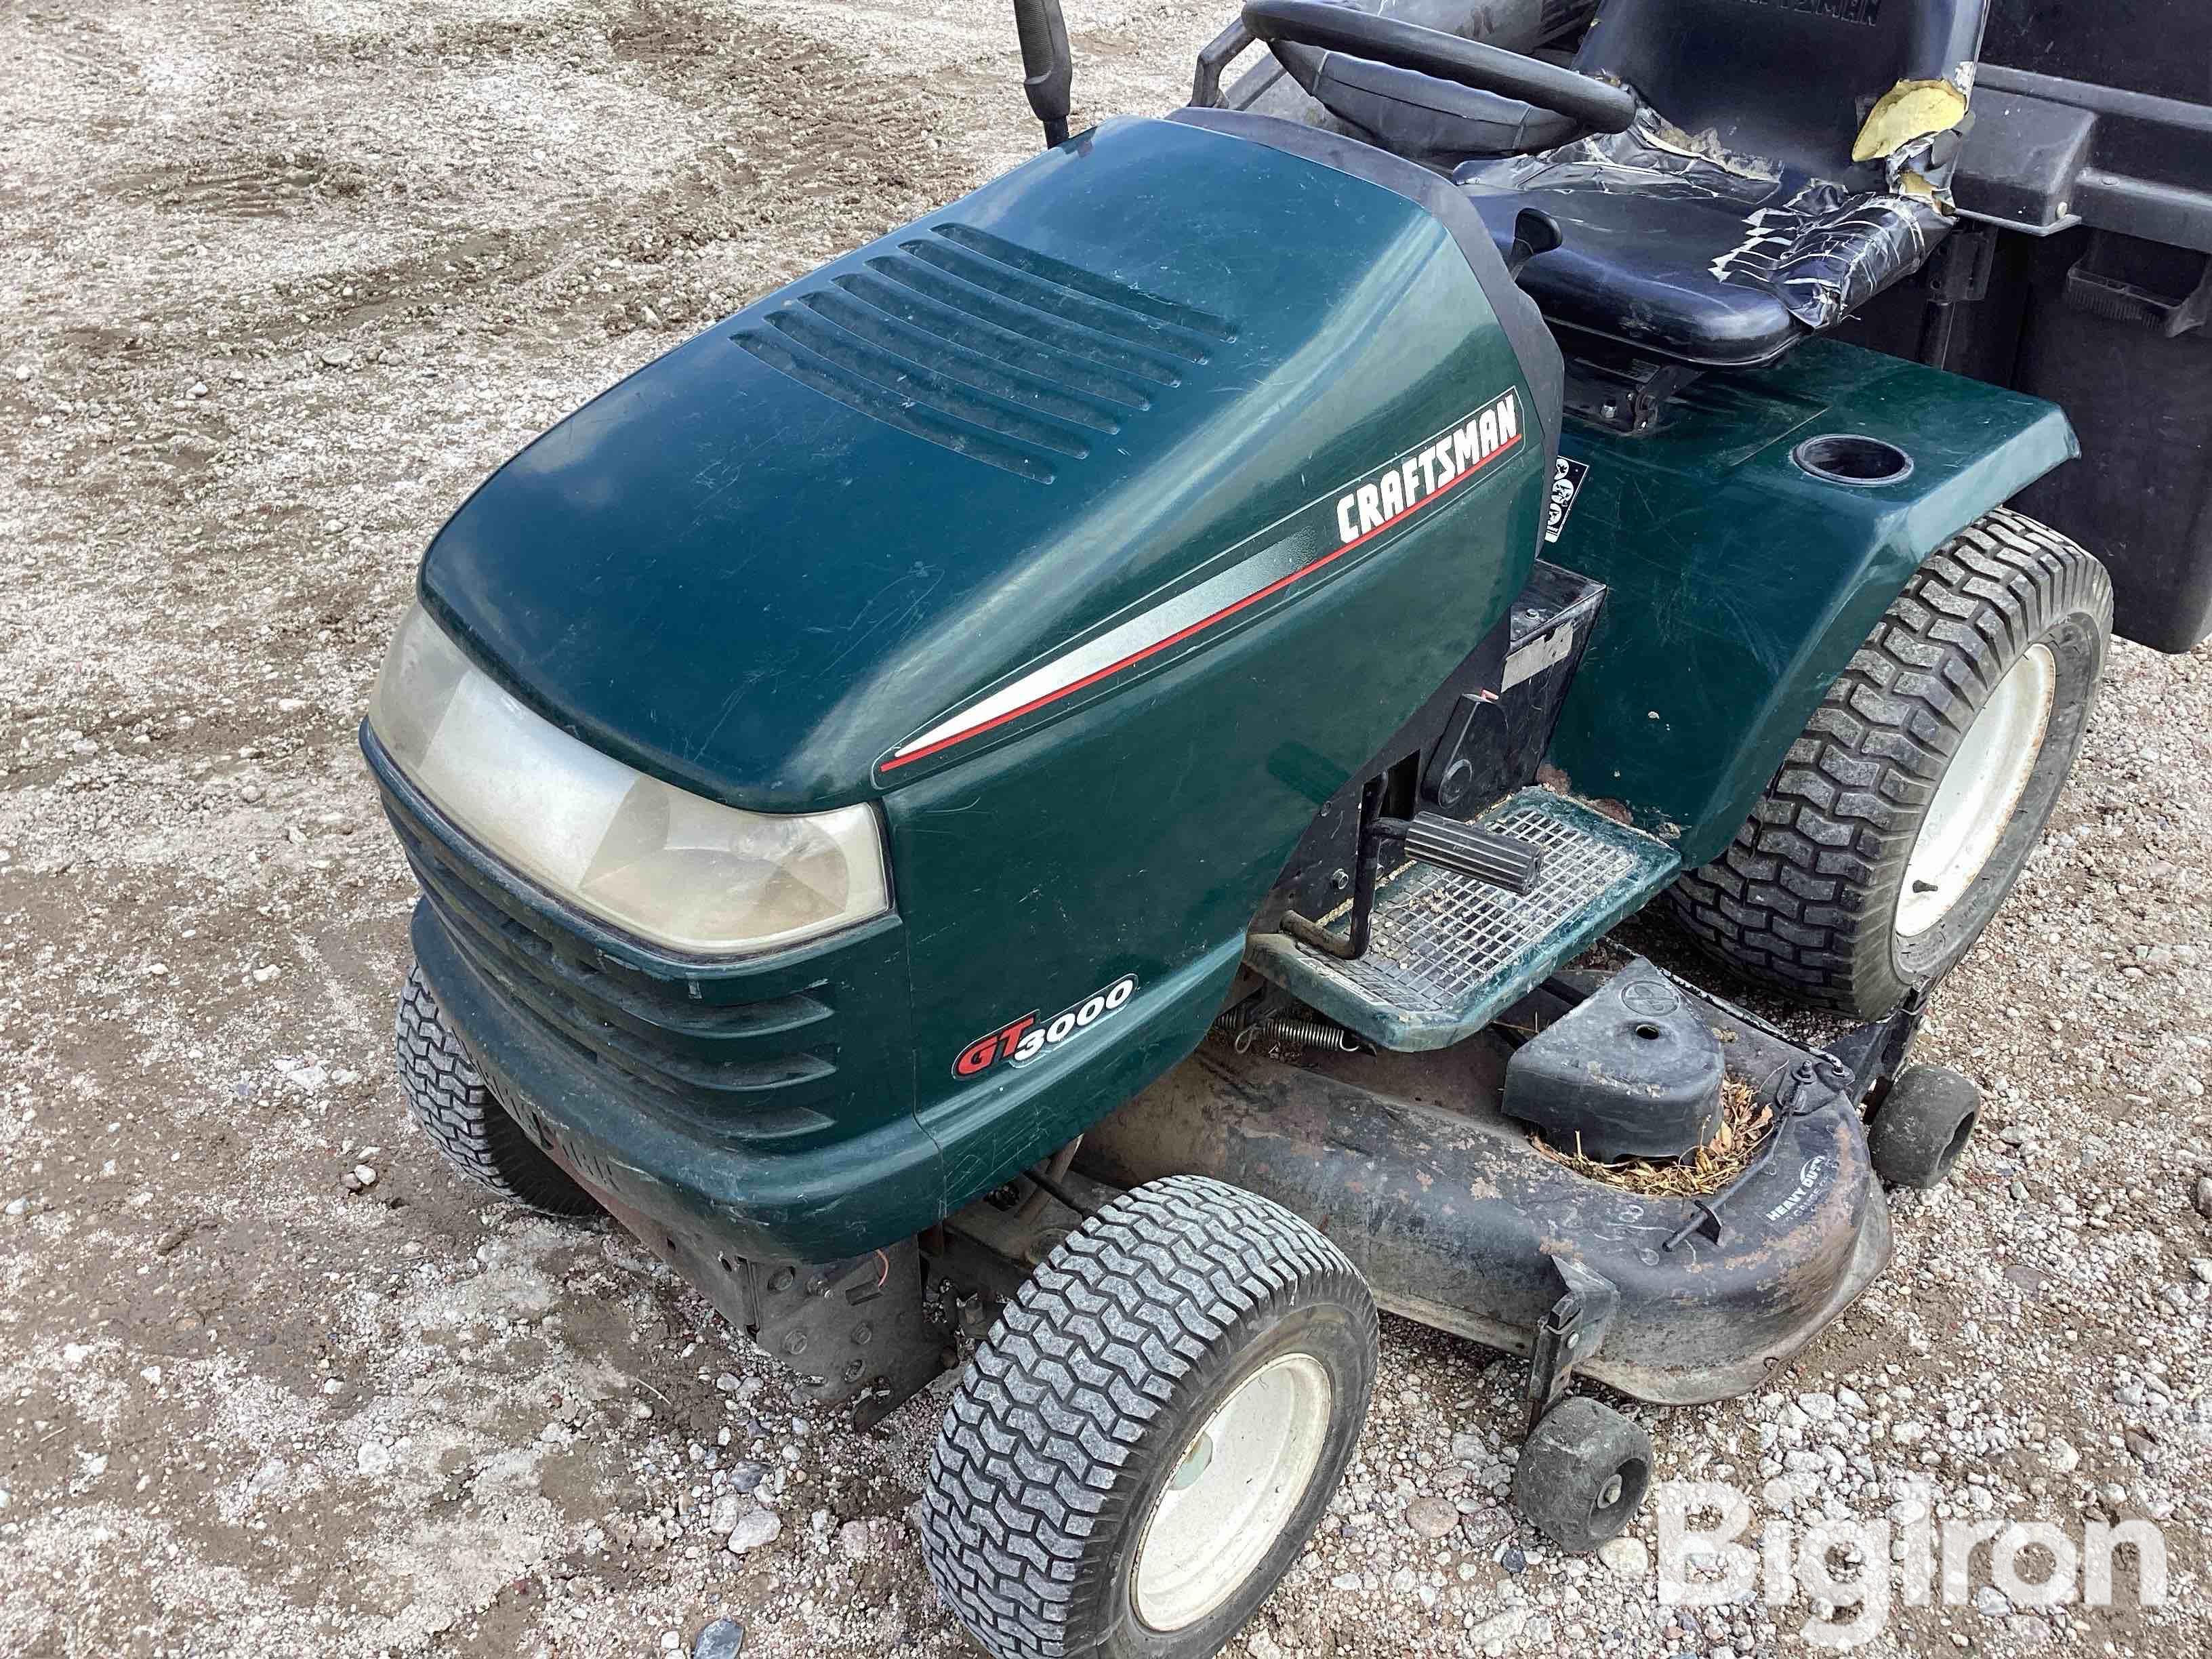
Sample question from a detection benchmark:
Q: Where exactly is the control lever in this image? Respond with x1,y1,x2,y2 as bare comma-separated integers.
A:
1507,209,1563,281
1011,0,1075,147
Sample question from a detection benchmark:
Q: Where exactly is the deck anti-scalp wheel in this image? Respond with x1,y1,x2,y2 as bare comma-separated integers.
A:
1866,1062,1982,1190
395,965,602,1218
921,1175,1377,1659
1670,508,2112,1018
1512,1396,1654,1553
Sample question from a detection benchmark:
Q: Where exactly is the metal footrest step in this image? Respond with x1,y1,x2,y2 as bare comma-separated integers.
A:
1246,788,1681,1052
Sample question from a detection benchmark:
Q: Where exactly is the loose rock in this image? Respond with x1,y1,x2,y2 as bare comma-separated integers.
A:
1470,1608,1527,1653
1405,1494,1459,1538
726,1459,767,1494
726,1510,781,1555
1597,1536,1651,1577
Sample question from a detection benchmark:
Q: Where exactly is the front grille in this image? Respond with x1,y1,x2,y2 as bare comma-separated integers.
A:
379,779,842,1150
731,220,1235,482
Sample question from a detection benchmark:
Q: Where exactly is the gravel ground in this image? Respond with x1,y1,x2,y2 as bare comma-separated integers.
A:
1,3,2207,1656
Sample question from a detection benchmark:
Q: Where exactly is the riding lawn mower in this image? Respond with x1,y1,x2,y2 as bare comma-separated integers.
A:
363,2,2212,1654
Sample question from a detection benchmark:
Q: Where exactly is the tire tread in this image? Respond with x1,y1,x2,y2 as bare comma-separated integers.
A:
1667,508,2110,1013
921,1176,1376,1659
394,967,601,1217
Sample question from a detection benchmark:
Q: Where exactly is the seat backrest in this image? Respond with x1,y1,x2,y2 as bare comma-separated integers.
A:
1574,0,1988,186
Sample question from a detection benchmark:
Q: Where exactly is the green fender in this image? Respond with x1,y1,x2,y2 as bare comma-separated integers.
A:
1542,338,2080,867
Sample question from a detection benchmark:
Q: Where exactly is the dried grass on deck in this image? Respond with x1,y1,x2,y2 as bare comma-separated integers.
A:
1530,1076,1773,1197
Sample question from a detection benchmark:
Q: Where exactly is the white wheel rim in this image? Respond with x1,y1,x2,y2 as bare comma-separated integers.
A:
1896,643,2056,940
1132,1353,1333,1632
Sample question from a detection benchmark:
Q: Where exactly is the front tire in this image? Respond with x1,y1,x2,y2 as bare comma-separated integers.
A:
922,1176,1377,1659
1669,508,2110,1017
395,966,602,1218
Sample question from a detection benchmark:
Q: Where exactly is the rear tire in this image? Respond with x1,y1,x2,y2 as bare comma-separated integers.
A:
1668,508,2110,1018
395,966,602,1218
921,1176,1377,1659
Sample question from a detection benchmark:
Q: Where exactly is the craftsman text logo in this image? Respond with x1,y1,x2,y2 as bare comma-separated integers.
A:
883,388,1522,778
953,975,1138,1080
1334,390,1521,546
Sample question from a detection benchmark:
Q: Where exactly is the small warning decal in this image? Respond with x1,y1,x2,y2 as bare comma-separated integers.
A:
1543,456,1589,546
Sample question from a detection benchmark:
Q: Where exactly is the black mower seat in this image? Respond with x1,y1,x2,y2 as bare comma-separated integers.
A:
1458,141,1811,369
1454,0,1987,369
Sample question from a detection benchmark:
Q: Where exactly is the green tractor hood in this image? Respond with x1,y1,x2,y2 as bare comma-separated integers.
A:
418,114,1553,811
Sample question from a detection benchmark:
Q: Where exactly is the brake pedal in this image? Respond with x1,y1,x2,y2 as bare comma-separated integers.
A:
1282,795,1542,964
1399,812,1540,893
1250,789,1682,1052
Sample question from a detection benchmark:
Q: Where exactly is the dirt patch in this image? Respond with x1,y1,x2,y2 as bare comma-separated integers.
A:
106,153,374,220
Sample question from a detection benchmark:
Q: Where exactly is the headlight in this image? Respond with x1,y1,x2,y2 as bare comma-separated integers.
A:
367,604,890,956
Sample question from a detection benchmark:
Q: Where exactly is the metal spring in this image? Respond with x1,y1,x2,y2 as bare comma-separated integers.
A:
1259,1016,1363,1052
1212,1010,1362,1053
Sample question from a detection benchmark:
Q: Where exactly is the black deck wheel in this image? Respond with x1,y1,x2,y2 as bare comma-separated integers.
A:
921,1175,1378,1659
1668,508,2111,1018
1866,1063,1982,1189
1512,1396,1654,1553
395,966,603,1218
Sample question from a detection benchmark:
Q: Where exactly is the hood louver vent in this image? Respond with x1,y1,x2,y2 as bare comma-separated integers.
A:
732,222,1236,483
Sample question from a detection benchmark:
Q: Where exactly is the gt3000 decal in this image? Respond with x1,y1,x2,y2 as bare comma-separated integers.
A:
953,974,1139,1080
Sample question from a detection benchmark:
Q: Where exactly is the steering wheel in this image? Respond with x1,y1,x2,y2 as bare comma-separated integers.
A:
1241,0,1637,136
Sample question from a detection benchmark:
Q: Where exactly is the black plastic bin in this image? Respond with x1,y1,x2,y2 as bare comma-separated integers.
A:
1840,1,2212,653
2010,232,2212,653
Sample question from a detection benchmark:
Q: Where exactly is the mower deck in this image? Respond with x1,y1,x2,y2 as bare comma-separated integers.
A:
1247,788,1679,1050
1078,971,1893,1406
